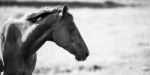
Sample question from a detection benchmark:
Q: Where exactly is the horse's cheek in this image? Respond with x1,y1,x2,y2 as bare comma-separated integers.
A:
53,30,69,46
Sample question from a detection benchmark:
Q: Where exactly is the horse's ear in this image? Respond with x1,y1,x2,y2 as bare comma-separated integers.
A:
62,4,68,17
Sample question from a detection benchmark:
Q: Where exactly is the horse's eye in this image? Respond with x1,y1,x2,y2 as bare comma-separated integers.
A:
68,28,75,33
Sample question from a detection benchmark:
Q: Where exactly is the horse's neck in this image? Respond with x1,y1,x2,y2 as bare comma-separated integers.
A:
21,22,52,57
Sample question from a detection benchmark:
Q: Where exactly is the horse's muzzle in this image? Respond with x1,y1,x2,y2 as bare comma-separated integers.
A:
75,51,89,61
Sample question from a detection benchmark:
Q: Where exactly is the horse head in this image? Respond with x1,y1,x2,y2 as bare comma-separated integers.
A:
50,5,89,61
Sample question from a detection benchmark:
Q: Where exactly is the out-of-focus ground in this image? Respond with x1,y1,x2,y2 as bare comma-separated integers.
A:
0,0,150,75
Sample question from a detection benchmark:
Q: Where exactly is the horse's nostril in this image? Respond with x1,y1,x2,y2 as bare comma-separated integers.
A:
85,52,89,57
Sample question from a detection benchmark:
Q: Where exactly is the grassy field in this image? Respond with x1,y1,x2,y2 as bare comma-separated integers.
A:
0,5,150,75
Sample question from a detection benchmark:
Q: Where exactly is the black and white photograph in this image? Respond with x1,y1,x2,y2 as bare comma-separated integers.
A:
0,0,150,75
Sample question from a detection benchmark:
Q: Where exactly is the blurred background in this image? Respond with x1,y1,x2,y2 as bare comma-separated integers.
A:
0,0,150,75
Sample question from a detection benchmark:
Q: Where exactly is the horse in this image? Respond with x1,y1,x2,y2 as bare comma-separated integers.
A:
0,5,89,75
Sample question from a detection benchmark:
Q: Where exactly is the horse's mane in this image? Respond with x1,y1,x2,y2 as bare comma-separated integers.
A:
26,10,51,23
26,7,62,23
